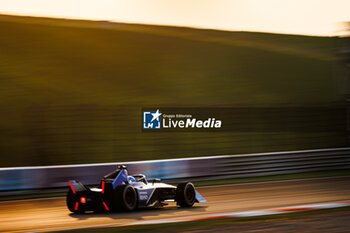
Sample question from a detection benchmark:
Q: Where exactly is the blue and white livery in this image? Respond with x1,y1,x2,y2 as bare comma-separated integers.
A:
67,165,206,213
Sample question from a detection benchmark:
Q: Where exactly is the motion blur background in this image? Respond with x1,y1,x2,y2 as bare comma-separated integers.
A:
0,0,349,167
1,1,350,232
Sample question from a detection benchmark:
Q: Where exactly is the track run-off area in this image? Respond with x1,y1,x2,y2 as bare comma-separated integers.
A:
0,176,349,233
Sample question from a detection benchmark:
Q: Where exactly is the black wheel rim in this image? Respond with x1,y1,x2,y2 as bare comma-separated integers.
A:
186,185,195,204
125,187,136,208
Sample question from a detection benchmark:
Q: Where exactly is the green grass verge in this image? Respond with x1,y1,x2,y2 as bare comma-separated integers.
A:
57,206,350,233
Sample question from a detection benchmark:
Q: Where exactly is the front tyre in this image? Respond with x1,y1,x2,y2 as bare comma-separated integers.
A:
176,182,196,207
113,184,137,211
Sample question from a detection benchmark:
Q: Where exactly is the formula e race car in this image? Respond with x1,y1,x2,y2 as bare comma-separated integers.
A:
67,165,206,213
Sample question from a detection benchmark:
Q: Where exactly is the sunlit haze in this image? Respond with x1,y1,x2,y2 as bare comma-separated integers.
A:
0,0,350,35
0,0,349,36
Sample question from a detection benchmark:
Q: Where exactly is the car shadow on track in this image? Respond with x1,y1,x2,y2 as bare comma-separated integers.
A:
69,205,208,221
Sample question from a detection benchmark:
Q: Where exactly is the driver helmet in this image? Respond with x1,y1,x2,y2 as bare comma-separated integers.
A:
127,176,136,183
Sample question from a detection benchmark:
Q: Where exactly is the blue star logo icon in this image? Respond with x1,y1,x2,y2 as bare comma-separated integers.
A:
143,109,162,129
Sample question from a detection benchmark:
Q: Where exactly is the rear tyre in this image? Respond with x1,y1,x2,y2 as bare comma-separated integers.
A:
176,182,196,207
113,184,137,211
66,189,83,213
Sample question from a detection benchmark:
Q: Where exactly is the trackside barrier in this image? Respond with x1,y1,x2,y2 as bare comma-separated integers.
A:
0,147,350,194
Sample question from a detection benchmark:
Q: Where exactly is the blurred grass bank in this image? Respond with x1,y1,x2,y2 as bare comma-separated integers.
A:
0,15,347,166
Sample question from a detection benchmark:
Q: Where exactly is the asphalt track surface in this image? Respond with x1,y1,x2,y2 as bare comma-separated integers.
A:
0,176,349,233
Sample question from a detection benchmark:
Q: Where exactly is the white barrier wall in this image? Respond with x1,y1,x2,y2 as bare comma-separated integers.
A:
0,148,350,193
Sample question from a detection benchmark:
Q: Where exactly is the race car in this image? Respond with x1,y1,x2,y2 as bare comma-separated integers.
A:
67,165,206,213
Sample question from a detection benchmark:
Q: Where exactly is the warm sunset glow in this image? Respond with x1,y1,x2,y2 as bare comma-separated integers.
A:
0,0,349,36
